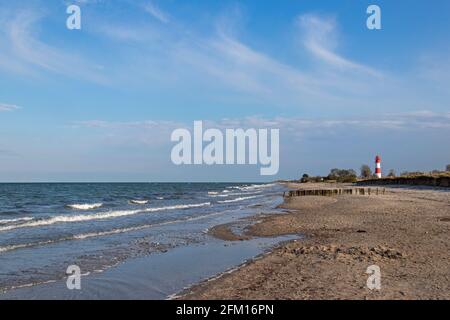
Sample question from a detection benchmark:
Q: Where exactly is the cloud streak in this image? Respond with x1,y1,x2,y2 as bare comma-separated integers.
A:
0,8,108,84
73,110,450,147
0,103,21,112
64,4,393,109
297,14,382,77
144,2,169,24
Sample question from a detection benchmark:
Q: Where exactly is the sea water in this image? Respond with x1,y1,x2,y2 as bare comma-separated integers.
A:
0,182,289,298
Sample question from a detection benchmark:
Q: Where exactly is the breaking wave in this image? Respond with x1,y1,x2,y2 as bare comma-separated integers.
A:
0,207,232,254
0,217,34,225
129,200,149,205
226,183,276,191
0,202,211,233
66,203,103,210
218,195,261,203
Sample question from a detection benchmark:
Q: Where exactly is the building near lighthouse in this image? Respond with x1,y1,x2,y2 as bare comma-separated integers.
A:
375,155,382,178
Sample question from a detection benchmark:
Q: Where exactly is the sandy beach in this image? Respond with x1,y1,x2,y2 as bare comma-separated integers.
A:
179,183,450,300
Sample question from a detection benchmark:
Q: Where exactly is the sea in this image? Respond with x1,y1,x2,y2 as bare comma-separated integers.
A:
0,182,291,299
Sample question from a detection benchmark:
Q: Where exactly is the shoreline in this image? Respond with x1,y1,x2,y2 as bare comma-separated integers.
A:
177,183,450,299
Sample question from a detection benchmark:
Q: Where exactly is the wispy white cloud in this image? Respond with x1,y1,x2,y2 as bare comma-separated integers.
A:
0,103,21,112
205,111,450,133
83,5,446,113
73,110,450,148
173,34,317,98
297,14,382,77
168,20,392,110
88,7,356,104
144,2,169,24
0,3,445,114
0,8,108,84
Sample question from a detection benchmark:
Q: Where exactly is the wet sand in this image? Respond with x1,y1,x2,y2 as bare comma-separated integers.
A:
180,183,450,299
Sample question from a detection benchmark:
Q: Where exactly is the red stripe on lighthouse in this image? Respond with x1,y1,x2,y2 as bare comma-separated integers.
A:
375,155,381,178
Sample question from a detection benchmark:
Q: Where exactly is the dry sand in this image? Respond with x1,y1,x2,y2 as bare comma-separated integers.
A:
179,183,450,300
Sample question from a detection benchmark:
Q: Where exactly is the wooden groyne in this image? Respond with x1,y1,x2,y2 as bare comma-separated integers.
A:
284,188,385,198
357,176,450,188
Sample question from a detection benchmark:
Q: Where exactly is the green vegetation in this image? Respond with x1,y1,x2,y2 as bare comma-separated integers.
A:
360,165,372,178
300,173,324,183
327,168,357,183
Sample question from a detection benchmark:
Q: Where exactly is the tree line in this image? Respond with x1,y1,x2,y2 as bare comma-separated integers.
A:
300,164,450,183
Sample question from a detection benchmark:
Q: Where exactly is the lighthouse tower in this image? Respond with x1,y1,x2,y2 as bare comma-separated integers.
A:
375,155,382,178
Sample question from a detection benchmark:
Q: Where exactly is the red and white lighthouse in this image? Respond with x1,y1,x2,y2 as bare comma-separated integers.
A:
375,155,382,178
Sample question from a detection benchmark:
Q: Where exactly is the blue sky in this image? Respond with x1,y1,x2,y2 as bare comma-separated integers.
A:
0,0,449,182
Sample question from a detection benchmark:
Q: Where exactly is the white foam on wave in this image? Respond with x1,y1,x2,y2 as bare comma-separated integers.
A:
232,190,262,196
208,192,219,195
0,240,56,253
0,217,34,225
129,200,149,205
66,203,103,210
0,202,211,233
208,193,230,198
225,183,276,192
218,195,261,203
209,190,262,198
238,183,276,191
